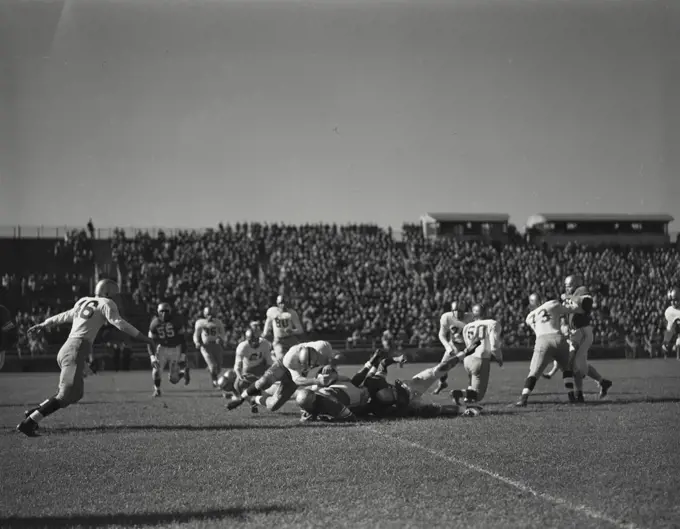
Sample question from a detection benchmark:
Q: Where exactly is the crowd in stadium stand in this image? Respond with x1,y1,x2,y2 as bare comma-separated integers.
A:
2,223,679,356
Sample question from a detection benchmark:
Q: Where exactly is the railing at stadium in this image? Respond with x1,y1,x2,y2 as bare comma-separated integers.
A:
0,225,407,241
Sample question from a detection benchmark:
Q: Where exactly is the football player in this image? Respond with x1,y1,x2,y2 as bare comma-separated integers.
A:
226,340,341,413
450,304,502,414
218,328,273,413
434,300,472,395
562,275,612,402
354,343,480,418
662,287,680,358
295,364,369,423
0,303,18,371
262,294,304,361
515,293,580,406
148,302,189,397
193,306,226,387
16,279,155,437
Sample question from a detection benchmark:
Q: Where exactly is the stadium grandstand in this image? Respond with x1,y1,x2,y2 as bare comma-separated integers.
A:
1,216,679,369
525,213,676,246
419,213,512,242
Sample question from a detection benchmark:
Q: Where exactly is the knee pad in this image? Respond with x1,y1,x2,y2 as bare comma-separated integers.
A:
295,389,317,412
217,369,237,392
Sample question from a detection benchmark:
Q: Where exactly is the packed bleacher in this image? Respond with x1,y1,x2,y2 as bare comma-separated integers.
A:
2,223,679,355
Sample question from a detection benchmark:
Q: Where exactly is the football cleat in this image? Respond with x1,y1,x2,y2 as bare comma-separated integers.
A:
23,408,40,431
250,402,259,414
153,388,161,398
450,389,464,406
514,396,528,407
599,379,612,399
226,397,245,411
576,392,585,404
432,380,448,395
17,419,40,437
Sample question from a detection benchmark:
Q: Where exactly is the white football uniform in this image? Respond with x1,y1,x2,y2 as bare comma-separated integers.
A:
264,306,303,360
283,340,334,382
235,338,273,380
525,300,577,376
439,311,473,362
42,296,142,405
193,318,225,347
664,306,680,350
46,297,128,343
461,319,502,401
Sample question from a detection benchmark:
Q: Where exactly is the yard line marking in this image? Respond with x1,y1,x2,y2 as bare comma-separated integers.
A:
364,426,644,529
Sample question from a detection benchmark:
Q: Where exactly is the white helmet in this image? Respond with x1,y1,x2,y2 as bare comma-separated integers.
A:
94,279,119,299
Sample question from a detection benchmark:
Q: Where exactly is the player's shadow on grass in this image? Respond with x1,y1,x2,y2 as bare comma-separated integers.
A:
528,391,638,397
532,396,680,406
44,422,360,434
0,504,298,528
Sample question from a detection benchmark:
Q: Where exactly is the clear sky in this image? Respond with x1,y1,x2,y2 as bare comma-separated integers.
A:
1,0,678,232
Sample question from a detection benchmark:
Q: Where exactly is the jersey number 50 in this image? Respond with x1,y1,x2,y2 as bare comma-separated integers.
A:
466,326,486,341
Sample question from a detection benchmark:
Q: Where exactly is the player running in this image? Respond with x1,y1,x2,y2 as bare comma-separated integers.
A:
450,304,502,414
148,302,190,397
515,293,580,406
662,287,680,358
193,306,226,387
262,294,304,361
217,328,273,413
562,275,612,402
1,304,17,371
433,300,472,395
225,340,341,413
16,279,155,437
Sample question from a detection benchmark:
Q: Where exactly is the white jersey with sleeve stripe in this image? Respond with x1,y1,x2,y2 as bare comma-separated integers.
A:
665,306,680,332
283,340,333,377
45,297,124,343
526,300,578,337
439,311,472,345
235,338,273,372
193,318,225,346
462,319,502,360
265,306,302,342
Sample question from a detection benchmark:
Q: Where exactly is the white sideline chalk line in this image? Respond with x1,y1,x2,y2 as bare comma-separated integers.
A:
364,426,644,529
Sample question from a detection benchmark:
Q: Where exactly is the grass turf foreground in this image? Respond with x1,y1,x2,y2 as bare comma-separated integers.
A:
1,360,680,529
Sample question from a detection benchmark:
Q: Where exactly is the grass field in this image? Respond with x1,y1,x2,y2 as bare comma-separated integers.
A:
1,360,680,529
